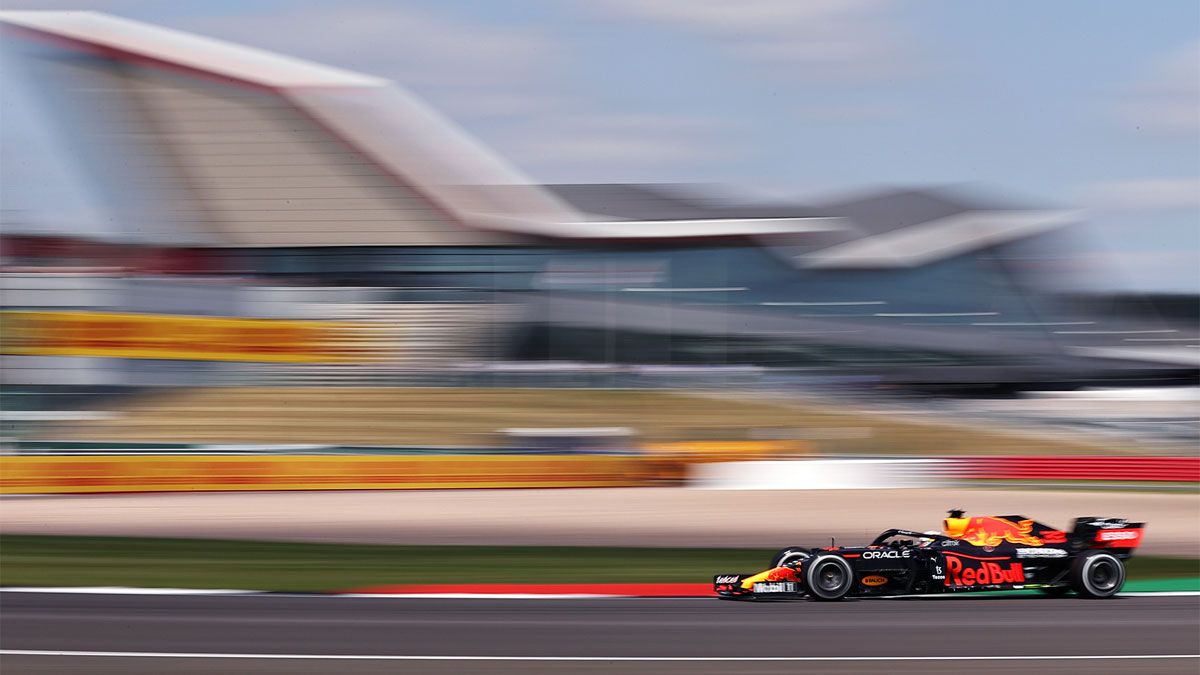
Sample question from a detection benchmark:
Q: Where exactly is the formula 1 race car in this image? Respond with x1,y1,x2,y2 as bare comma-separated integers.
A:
714,511,1145,601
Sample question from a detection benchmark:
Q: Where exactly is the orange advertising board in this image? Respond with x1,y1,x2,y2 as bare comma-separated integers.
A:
0,310,366,363
0,455,663,494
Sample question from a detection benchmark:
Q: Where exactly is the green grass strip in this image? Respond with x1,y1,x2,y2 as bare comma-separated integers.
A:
1,535,1196,593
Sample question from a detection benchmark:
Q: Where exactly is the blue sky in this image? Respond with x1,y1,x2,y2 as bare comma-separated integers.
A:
1,0,1197,291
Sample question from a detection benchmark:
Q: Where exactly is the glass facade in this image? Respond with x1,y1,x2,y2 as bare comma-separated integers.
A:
216,233,1078,374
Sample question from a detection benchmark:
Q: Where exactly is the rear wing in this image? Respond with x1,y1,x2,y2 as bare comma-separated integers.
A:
1070,517,1145,554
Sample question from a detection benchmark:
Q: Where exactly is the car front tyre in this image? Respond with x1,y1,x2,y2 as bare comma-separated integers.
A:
804,555,854,601
769,547,811,568
1070,551,1125,599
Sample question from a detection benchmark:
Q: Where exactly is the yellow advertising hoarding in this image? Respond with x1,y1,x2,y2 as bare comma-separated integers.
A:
0,310,366,363
0,454,668,493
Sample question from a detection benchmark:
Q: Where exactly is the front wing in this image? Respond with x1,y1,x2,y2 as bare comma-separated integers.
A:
713,573,806,600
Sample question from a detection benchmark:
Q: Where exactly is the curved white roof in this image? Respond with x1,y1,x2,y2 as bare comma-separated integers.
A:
0,11,387,88
0,10,583,246
0,12,1078,254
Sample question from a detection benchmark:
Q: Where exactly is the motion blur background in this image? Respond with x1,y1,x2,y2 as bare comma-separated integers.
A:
0,7,1198,672
0,1,1197,464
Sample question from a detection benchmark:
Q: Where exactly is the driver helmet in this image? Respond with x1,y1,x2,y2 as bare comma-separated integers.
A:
944,517,969,538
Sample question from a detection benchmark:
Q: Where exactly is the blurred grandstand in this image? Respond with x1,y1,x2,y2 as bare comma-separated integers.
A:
1,11,1196,450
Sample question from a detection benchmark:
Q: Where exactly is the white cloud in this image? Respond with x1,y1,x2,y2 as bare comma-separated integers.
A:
592,0,911,79
501,114,725,182
1117,40,1200,133
1080,178,1200,212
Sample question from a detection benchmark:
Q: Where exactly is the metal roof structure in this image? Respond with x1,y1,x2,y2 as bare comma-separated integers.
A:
0,12,845,247
535,183,1082,267
0,12,1082,260
0,11,564,246
798,187,1082,268
0,10,387,88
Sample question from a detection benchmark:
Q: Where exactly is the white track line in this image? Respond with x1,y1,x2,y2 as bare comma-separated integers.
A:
1116,591,1200,597
2,588,1197,599
877,590,1200,599
334,591,1200,599
1,650,1197,662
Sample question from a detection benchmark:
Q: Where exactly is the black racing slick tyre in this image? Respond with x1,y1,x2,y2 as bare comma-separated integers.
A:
804,555,854,601
1070,551,1125,598
769,547,811,568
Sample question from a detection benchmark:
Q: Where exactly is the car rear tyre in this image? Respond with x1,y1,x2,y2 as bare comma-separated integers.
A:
804,555,854,601
769,547,811,568
1070,551,1125,599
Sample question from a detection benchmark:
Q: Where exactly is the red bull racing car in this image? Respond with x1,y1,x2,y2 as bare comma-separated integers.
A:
714,511,1145,601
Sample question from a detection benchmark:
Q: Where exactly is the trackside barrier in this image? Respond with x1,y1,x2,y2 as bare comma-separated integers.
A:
951,456,1200,482
5,454,1194,494
644,440,810,462
689,459,950,490
0,455,685,494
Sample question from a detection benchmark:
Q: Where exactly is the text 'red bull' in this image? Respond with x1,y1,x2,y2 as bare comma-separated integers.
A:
945,556,1025,586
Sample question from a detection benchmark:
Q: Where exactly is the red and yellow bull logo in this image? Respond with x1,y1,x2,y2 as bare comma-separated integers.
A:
764,567,801,582
950,516,1043,547
738,565,800,590
945,557,1025,586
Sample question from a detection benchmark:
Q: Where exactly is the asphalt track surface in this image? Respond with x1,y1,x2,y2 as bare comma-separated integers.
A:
2,592,1198,674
